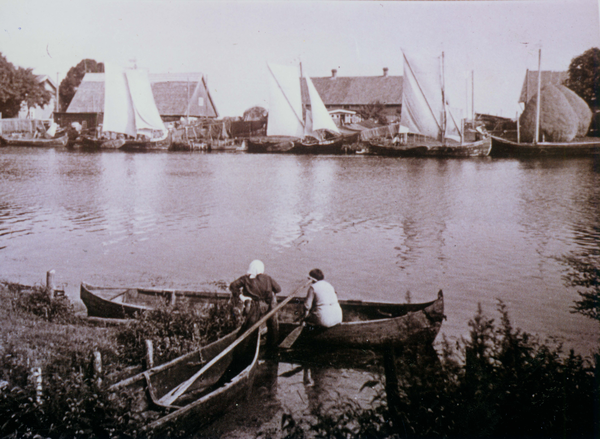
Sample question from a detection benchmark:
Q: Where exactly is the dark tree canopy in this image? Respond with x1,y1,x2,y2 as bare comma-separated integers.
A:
357,100,388,125
59,59,104,111
243,106,267,121
0,52,52,118
566,47,600,110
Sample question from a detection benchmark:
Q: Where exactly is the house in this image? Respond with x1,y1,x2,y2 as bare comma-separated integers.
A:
519,70,568,106
56,71,218,129
23,75,58,120
301,68,403,123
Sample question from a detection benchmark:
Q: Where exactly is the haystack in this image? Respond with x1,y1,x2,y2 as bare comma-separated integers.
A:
556,85,592,137
520,84,578,142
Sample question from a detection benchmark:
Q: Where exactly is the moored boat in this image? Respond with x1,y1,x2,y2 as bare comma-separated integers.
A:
490,134,600,157
0,133,69,148
108,328,259,437
80,282,445,349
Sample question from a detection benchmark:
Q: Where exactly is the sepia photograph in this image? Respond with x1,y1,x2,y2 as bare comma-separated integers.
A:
0,0,599,437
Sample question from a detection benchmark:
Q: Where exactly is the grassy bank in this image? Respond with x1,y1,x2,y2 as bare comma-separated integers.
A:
0,280,240,438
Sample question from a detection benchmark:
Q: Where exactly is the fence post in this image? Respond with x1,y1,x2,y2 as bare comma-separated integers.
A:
46,270,55,296
93,351,102,388
31,367,42,404
145,339,154,370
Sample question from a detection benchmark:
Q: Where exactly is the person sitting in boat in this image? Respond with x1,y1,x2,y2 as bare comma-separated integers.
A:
229,259,281,346
303,269,342,328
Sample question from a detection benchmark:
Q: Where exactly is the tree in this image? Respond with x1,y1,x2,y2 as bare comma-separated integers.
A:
566,47,600,110
357,100,388,125
59,59,104,111
561,253,600,322
0,52,52,118
243,106,267,121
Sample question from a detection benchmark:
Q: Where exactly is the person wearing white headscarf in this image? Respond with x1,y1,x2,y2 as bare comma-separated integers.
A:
229,259,281,346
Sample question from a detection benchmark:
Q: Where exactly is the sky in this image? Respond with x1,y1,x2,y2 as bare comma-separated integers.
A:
1,0,599,118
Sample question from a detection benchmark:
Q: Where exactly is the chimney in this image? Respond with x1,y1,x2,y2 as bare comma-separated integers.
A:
331,69,338,79
383,67,389,77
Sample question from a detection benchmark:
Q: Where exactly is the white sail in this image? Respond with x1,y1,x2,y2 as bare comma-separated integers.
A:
266,63,304,138
400,52,444,139
306,76,339,134
102,63,136,138
125,69,167,137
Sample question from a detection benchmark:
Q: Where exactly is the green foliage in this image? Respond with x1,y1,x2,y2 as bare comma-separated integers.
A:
566,47,600,109
115,299,241,366
357,101,388,125
59,59,104,111
0,52,52,118
12,288,75,324
281,301,598,438
561,253,600,322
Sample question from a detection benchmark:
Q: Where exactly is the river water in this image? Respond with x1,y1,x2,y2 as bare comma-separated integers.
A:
0,147,598,355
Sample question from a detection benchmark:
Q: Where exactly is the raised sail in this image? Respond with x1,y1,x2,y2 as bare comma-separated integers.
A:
400,52,444,139
306,76,339,134
103,63,136,138
266,63,304,138
125,69,167,137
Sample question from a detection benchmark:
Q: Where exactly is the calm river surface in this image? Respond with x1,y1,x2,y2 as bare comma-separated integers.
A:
0,147,598,355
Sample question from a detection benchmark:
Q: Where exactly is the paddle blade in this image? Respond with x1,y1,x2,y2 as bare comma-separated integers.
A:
278,325,304,349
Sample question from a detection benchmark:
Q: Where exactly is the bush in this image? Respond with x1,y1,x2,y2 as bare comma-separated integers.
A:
282,301,599,438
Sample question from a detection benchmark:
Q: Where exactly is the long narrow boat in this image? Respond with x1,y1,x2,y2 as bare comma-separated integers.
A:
0,133,69,148
367,131,491,157
490,134,600,157
80,282,445,348
108,328,260,437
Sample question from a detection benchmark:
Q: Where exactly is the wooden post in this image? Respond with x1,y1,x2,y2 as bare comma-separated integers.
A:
382,347,402,432
31,367,42,404
93,351,102,388
517,112,520,143
46,270,55,296
145,339,154,370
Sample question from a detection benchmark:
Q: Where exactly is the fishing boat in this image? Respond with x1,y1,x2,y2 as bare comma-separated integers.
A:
108,328,260,437
276,290,445,349
0,133,69,148
490,49,600,157
100,63,172,151
80,282,445,348
367,52,490,157
247,63,347,154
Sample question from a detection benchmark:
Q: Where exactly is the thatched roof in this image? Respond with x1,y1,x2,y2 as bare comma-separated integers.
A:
519,70,568,104
301,70,403,107
66,72,218,118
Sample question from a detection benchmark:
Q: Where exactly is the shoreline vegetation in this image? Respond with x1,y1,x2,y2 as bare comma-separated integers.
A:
0,279,598,438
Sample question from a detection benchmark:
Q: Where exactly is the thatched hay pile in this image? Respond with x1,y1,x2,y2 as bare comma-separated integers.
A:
520,84,578,142
556,85,592,137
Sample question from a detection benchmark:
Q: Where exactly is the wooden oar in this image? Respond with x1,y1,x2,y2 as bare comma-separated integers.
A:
278,320,305,349
157,280,311,406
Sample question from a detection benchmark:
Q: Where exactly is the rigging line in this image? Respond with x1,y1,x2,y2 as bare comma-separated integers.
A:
402,52,442,133
267,63,305,129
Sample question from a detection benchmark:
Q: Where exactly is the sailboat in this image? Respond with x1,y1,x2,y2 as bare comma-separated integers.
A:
490,49,600,156
367,51,490,157
247,63,347,154
101,63,171,150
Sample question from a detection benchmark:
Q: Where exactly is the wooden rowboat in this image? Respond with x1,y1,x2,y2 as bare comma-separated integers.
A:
276,290,445,349
108,328,260,437
80,282,445,349
0,133,69,148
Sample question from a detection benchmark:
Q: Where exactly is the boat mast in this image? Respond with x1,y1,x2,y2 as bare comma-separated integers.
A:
471,70,475,126
440,52,446,143
534,48,542,145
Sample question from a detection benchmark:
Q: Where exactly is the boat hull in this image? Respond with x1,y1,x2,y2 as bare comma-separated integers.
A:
490,135,600,157
109,329,259,437
81,283,445,349
0,134,69,148
368,135,491,157
246,136,298,153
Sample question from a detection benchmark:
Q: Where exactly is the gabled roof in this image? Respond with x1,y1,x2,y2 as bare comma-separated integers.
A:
36,75,57,91
66,72,218,117
519,70,568,104
301,73,403,106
